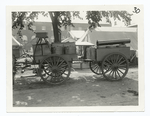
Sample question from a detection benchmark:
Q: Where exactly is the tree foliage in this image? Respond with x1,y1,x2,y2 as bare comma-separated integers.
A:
86,11,132,28
12,11,132,42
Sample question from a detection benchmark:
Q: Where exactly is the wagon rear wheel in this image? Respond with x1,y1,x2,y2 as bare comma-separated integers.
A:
39,55,71,84
101,53,129,81
89,61,101,75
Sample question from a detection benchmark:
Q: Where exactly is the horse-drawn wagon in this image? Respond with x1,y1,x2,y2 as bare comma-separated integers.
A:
13,32,132,85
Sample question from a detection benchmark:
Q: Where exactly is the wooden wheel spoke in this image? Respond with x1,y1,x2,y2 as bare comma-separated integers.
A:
117,56,124,64
118,67,126,70
96,66,100,73
50,75,56,82
94,66,99,73
90,61,101,75
53,57,56,65
118,64,127,70
51,73,61,82
91,64,97,69
58,60,65,67
115,54,119,63
112,55,116,63
120,67,127,71
116,70,121,79
44,66,49,70
91,63,97,68
118,69,124,75
56,57,61,66
91,64,96,68
45,60,52,68
59,68,66,74
93,65,99,71
114,71,117,79
59,67,67,71
45,74,52,80
103,62,111,67
44,59,49,64
42,64,52,75
59,63,67,71
108,69,112,75
44,69,51,75
55,72,63,78
47,57,53,66
40,55,70,84
96,67,99,74
59,63,68,68
118,59,126,65
62,72,68,76
111,71,115,78
119,64,127,67
59,75,65,80
104,67,111,74
106,59,113,65
109,55,114,64
102,53,128,81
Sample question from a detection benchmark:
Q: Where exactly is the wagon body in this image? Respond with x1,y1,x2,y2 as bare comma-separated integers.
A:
96,46,130,61
32,41,77,64
88,38,131,81
13,31,133,85
86,39,131,61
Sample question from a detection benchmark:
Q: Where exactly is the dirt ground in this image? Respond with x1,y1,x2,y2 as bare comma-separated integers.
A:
13,66,138,107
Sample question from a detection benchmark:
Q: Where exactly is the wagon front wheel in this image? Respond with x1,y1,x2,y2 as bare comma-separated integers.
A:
101,53,129,81
89,61,101,75
39,55,71,84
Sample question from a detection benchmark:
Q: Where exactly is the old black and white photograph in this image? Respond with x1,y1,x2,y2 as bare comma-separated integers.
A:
6,5,144,112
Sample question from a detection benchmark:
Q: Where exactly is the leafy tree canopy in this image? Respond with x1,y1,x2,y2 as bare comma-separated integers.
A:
12,11,132,42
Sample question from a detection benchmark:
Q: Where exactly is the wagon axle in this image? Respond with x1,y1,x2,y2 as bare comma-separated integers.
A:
111,64,119,71
51,66,59,73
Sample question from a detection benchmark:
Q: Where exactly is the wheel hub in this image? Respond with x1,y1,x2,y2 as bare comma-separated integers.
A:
111,63,118,71
52,66,59,73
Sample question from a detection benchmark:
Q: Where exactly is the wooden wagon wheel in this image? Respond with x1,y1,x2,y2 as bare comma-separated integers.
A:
89,61,101,75
39,55,71,84
101,53,129,81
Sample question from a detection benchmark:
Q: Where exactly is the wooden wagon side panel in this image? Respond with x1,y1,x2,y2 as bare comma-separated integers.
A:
34,54,77,64
32,43,51,56
86,47,96,60
96,47,130,61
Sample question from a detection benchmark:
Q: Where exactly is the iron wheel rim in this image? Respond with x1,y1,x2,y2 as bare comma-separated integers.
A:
101,53,129,81
89,61,101,75
39,55,71,84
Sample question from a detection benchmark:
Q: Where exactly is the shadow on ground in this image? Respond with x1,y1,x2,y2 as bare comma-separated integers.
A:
13,68,138,90
13,68,138,107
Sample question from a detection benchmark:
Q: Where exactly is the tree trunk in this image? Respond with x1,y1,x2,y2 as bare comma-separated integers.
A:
49,12,61,43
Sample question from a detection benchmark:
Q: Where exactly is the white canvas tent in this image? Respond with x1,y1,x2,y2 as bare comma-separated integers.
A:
62,26,138,50
88,27,138,50
62,30,86,43
62,29,93,46
75,41,94,46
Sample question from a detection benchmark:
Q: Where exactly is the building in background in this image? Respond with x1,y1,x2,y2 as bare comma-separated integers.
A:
12,21,111,51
